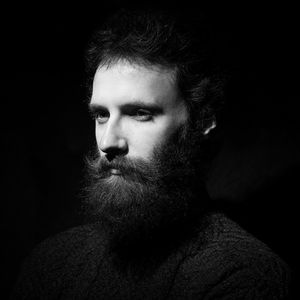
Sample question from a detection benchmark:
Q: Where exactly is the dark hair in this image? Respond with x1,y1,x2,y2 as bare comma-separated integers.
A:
85,8,228,132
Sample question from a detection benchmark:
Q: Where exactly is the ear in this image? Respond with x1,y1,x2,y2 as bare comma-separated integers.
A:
203,116,217,135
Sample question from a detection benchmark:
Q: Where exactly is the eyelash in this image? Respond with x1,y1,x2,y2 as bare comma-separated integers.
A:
131,109,153,121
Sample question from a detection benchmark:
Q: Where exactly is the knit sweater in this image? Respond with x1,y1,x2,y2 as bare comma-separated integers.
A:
11,213,290,299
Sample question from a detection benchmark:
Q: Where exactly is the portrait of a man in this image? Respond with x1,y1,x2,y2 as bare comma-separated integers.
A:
4,3,298,299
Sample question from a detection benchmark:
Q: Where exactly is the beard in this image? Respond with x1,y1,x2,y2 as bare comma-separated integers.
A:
83,122,213,258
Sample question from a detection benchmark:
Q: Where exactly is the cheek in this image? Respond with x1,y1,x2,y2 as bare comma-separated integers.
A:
95,124,100,145
95,124,105,154
128,121,179,159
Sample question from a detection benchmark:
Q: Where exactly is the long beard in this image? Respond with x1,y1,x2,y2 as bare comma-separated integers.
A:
83,124,212,257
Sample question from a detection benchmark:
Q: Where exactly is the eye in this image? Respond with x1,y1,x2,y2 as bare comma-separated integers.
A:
94,110,109,124
132,109,153,121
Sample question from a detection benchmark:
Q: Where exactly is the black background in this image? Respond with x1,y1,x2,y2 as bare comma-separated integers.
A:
2,1,299,297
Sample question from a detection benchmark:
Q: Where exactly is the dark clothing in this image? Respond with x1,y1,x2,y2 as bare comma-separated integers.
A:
12,213,290,299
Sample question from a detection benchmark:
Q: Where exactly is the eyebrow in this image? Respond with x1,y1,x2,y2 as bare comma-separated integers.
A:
88,101,163,114
88,103,107,114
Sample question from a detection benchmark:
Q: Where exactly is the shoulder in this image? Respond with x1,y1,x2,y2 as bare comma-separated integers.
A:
171,213,291,299
28,224,102,270
11,224,104,299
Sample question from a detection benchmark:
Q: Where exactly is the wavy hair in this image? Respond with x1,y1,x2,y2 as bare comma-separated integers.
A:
85,8,228,133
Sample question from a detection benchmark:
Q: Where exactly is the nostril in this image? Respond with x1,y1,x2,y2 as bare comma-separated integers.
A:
105,147,128,161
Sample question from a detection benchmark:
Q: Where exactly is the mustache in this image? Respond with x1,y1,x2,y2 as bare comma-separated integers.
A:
86,155,158,183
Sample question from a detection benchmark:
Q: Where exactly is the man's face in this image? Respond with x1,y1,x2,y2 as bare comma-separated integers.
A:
90,61,188,163
86,61,210,251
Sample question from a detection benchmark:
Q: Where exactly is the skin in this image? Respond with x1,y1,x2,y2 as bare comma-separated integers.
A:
89,61,188,163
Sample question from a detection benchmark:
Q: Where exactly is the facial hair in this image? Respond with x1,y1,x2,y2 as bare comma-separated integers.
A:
83,123,212,256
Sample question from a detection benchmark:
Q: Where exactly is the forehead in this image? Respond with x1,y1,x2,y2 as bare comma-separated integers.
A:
91,61,182,108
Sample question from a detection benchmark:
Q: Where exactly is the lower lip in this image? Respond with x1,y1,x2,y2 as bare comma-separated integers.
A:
110,169,121,175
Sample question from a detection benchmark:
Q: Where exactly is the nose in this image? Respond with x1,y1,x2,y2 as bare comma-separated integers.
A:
98,121,128,160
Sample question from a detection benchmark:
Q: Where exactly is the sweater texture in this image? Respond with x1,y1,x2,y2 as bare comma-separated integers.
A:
11,212,290,299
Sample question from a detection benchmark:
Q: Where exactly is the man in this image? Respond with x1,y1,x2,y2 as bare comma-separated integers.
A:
12,9,290,299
